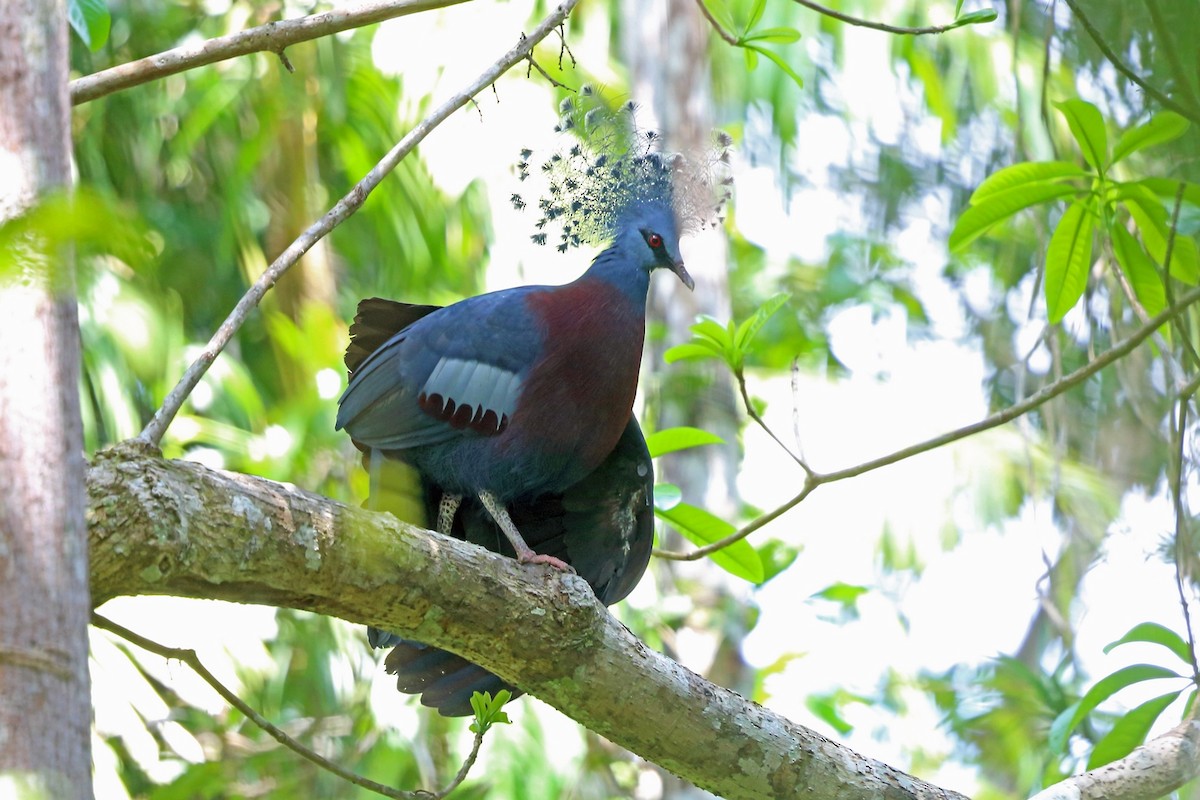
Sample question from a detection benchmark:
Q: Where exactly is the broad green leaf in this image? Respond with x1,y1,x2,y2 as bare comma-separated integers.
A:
744,45,759,71
1054,664,1182,748
744,0,767,35
653,483,682,511
1112,112,1190,165
664,342,721,363
1045,199,1096,323
68,0,111,51
734,292,791,353
743,27,801,44
757,539,800,583
1048,701,1081,754
700,0,737,36
656,502,764,583
948,8,998,27
748,45,805,89
646,426,726,458
1137,178,1200,210
1104,621,1194,666
1125,197,1200,284
948,181,1080,251
691,316,733,349
1111,225,1166,315
969,161,1090,205
806,691,856,735
1056,99,1109,173
1087,691,1183,769
813,582,869,605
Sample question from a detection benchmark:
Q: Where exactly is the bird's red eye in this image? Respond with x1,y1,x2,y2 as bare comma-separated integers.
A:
647,233,663,249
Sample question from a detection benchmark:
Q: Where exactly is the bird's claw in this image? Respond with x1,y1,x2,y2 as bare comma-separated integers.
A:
518,551,575,573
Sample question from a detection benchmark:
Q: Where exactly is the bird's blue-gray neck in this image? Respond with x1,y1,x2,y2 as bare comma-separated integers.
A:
582,245,653,305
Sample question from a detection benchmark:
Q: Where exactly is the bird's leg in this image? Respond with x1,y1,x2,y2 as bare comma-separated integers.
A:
366,448,384,512
477,490,575,572
436,493,463,536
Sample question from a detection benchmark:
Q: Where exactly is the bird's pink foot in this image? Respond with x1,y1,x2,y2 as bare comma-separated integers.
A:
516,549,575,573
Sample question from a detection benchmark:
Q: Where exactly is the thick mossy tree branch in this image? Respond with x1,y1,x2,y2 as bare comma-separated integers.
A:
87,441,965,800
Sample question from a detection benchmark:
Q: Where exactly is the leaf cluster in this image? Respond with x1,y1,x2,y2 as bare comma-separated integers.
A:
951,100,1196,322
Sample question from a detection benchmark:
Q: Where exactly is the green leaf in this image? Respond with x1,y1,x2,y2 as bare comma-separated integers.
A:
734,292,791,353
748,45,805,89
742,27,802,44
813,582,868,612
948,8,998,27
1112,112,1190,165
646,426,726,458
691,316,734,348
664,342,722,363
656,502,764,583
1052,664,1182,749
1088,691,1183,769
743,45,759,71
806,691,856,735
1111,225,1166,315
1048,702,1081,754
1136,178,1200,210
757,539,800,583
68,0,111,51
700,0,737,35
969,161,1090,205
653,483,682,511
744,0,767,35
1044,199,1096,323
954,0,965,15
1104,622,1195,666
469,689,513,734
1124,196,1200,284
1056,99,1109,173
948,181,1081,251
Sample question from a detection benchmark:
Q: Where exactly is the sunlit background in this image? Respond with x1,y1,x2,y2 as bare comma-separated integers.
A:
70,0,1200,797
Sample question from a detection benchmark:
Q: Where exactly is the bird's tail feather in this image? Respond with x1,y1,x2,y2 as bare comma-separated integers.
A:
380,639,521,717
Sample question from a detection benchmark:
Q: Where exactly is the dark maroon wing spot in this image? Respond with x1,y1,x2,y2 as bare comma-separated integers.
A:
418,392,444,416
450,403,476,429
418,392,509,435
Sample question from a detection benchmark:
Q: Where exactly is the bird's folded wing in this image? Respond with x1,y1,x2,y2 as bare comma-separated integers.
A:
336,289,545,450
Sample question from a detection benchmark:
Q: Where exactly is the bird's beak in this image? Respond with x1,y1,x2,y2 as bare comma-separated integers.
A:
671,261,695,291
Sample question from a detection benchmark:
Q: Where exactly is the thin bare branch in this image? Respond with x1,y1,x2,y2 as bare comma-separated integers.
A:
735,366,809,472
693,0,739,45
657,284,1200,561
1169,401,1200,683
92,613,437,799
137,0,582,447
1061,0,1200,124
70,0,471,105
789,0,984,36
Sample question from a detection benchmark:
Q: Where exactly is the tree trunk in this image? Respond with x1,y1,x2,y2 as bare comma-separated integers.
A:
0,1,93,797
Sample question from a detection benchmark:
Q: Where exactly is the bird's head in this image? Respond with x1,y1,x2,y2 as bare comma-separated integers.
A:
615,200,693,290
513,89,731,287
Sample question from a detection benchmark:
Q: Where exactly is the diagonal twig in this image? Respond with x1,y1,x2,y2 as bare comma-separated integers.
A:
788,0,986,35
137,0,582,447
656,284,1200,561
1061,0,1200,124
71,0,472,105
92,612,489,799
